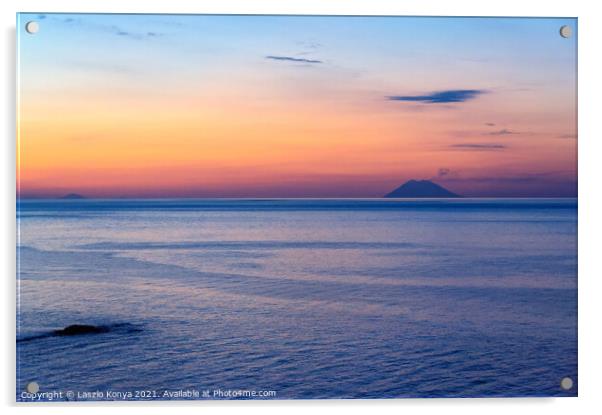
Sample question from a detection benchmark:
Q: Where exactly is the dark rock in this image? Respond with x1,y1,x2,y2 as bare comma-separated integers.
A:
53,324,109,336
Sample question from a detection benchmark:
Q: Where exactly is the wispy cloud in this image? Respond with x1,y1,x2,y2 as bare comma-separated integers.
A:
265,55,323,64
485,122,496,126
434,167,461,180
558,133,577,139
111,26,162,40
44,15,165,40
484,129,519,136
295,40,322,51
453,176,537,184
387,89,486,104
437,168,451,177
450,143,507,150
443,171,574,184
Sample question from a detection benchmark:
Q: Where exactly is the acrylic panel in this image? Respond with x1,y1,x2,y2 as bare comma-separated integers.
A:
16,13,577,401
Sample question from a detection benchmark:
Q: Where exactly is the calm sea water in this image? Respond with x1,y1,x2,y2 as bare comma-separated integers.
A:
16,199,577,400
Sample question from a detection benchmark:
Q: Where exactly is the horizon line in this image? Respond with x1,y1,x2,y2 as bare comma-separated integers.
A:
16,196,578,200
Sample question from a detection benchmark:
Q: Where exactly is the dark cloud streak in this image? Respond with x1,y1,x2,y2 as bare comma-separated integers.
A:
265,55,323,64
450,143,507,150
387,89,486,104
484,129,518,136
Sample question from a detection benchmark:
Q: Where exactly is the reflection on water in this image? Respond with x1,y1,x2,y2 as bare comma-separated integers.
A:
17,199,577,399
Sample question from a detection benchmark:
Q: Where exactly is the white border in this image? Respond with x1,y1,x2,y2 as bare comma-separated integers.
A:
3,1,601,414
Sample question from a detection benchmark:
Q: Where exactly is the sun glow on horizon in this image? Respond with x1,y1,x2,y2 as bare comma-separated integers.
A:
18,14,577,198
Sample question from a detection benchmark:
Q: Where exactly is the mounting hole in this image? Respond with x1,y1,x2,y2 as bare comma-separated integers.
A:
560,377,573,390
26,381,39,393
25,21,39,34
559,25,572,39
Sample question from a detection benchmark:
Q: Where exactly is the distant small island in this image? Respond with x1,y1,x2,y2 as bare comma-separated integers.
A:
384,180,461,198
60,193,86,199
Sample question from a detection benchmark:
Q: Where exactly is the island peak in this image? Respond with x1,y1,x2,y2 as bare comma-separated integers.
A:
60,193,86,199
384,180,461,198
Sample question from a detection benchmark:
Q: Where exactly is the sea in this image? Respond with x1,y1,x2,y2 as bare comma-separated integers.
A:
16,198,578,400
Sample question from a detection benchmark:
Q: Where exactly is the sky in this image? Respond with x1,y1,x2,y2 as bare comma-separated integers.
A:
17,14,577,198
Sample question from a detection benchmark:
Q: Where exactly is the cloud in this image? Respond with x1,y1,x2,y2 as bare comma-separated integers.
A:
445,176,535,184
558,133,577,139
464,176,537,184
111,26,162,40
387,89,486,104
265,55,323,64
484,129,519,136
434,167,462,180
49,16,164,40
485,122,496,126
444,171,572,184
450,143,507,150
437,168,451,177
296,40,322,50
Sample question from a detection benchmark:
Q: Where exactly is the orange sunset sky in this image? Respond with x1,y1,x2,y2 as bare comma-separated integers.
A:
18,14,577,198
